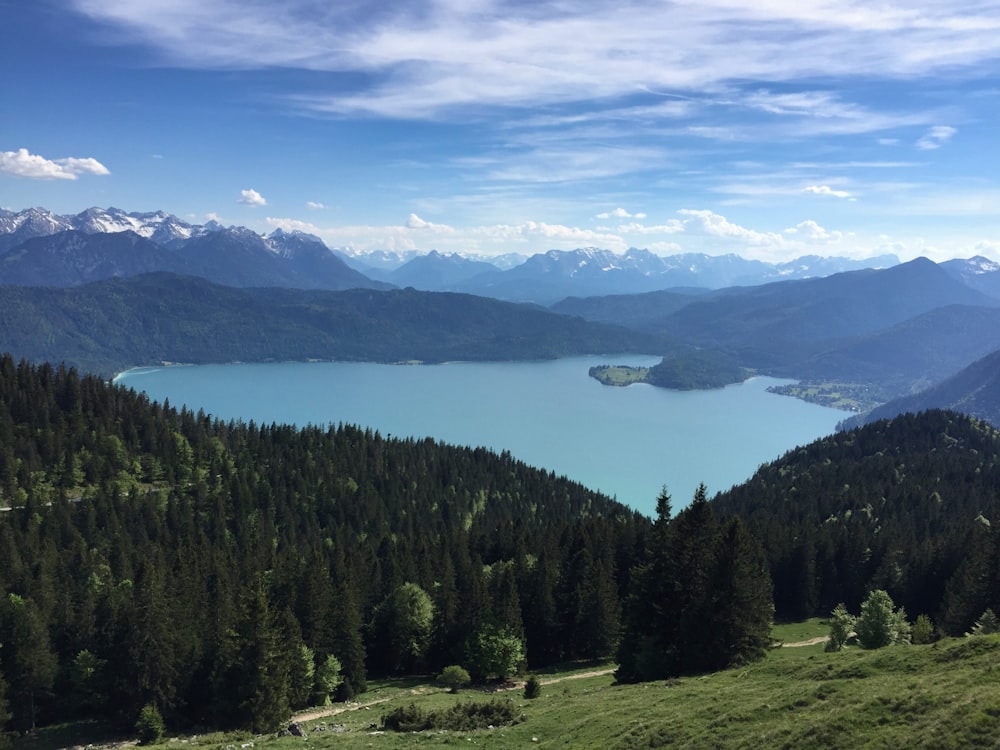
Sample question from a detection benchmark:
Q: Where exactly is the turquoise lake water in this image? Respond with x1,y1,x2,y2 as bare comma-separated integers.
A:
116,356,844,516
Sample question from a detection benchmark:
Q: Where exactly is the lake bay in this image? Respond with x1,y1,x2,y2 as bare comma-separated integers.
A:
117,356,845,516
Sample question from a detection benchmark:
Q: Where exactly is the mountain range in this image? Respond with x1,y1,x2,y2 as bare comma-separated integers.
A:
1,207,899,301
349,245,901,303
4,206,1000,426
0,208,385,291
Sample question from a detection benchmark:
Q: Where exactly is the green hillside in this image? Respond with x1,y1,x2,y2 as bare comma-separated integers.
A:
19,634,1000,749
0,274,663,375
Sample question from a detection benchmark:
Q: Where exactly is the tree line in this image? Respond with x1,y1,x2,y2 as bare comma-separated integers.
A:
0,356,662,735
712,410,1000,636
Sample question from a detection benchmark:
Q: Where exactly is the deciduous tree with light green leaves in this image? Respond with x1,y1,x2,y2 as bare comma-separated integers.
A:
826,603,855,652
467,623,525,681
370,583,435,674
855,589,909,650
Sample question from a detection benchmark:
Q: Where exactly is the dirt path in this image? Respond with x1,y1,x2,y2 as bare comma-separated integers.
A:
292,669,616,724
293,696,393,723
539,668,615,684
782,635,828,648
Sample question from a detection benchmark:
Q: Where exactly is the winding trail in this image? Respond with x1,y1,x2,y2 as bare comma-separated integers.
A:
292,668,617,724
782,636,828,648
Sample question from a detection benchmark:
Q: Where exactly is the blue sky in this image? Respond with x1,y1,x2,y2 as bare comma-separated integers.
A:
2,0,1000,261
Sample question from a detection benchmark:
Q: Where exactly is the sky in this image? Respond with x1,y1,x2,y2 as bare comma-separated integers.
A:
2,0,1000,262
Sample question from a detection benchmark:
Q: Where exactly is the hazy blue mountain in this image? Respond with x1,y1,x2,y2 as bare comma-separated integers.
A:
386,250,499,290
0,272,664,375
567,258,1000,398
650,258,995,367
0,230,195,286
550,288,709,327
940,256,1000,300
340,246,899,303
264,228,389,290
839,348,1000,429
796,304,1000,388
457,248,702,303
336,249,423,277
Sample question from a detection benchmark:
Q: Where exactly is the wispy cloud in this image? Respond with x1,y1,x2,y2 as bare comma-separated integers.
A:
0,148,110,180
305,200,326,210
238,188,267,206
69,1,1000,120
803,185,855,200
916,125,957,150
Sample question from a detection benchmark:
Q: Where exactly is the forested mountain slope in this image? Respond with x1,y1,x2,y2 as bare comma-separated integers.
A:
712,410,1000,632
0,273,664,375
839,348,1000,429
0,355,648,734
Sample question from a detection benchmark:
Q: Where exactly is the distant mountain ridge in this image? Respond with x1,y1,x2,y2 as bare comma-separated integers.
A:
0,207,387,291
0,206,905,302
370,246,902,303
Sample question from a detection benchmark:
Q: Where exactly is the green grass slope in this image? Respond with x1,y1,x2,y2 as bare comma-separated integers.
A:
25,634,999,749
270,635,1000,750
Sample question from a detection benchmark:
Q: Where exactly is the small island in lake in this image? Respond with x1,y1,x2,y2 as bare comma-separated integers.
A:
590,349,751,390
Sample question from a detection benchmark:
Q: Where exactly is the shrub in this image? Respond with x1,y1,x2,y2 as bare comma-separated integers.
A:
135,703,165,745
437,665,471,693
523,675,541,699
912,614,936,644
382,699,519,732
382,703,430,732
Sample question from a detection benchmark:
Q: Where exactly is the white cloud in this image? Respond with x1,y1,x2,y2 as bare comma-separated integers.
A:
916,125,957,150
305,200,326,210
406,213,456,233
238,188,267,206
604,220,685,235
676,209,786,247
595,208,648,220
69,1,1000,120
784,220,844,242
0,147,110,180
803,185,855,200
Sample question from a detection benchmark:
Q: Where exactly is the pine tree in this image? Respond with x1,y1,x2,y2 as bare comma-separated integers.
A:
217,580,292,733
0,645,11,733
1,594,57,731
703,518,774,669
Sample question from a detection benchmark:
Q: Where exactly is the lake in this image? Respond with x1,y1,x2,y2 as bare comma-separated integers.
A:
116,356,845,517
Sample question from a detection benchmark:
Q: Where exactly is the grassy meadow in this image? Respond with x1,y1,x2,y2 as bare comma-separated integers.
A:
20,624,999,750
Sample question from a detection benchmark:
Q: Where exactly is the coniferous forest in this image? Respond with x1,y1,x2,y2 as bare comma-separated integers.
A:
0,356,662,735
1,356,999,739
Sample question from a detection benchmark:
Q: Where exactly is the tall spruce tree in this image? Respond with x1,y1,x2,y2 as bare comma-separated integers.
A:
2,594,57,731
703,518,774,669
617,485,773,680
